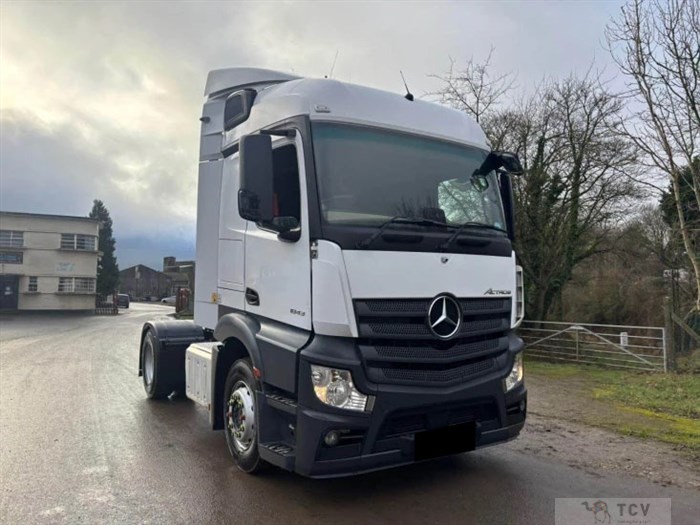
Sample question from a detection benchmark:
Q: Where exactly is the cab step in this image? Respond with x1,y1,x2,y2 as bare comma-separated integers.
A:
265,393,297,415
260,442,295,471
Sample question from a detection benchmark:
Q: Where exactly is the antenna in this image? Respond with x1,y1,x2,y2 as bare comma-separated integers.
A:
400,70,414,101
328,50,339,79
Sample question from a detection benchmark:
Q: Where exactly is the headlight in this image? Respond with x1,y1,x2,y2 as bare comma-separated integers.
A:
503,352,524,392
311,365,369,412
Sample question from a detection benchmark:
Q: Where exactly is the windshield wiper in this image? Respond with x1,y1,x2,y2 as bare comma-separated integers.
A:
356,216,450,249
438,222,507,252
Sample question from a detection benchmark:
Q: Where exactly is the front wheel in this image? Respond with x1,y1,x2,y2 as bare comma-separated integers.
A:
223,359,264,473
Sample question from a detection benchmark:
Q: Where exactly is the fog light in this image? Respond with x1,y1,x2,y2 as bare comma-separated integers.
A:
311,365,370,412
324,430,340,447
503,352,524,392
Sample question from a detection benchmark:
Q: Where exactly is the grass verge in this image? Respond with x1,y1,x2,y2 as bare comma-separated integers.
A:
525,359,700,454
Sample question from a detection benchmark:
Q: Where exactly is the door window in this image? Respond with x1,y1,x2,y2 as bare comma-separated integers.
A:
271,144,301,222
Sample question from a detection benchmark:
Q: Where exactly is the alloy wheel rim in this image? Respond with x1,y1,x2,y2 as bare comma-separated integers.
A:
227,381,255,452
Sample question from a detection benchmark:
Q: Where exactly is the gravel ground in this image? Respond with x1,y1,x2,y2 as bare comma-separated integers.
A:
511,371,700,491
1,304,698,524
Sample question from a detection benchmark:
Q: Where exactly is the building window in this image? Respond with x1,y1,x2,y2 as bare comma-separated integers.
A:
60,234,97,251
58,277,96,293
0,230,24,248
75,278,96,293
58,277,72,292
0,251,23,264
28,277,38,292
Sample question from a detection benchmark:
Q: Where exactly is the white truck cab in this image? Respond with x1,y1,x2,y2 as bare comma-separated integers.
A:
139,68,526,477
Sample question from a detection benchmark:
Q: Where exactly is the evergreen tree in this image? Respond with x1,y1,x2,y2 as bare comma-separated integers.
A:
89,200,119,295
660,159,700,247
659,160,699,275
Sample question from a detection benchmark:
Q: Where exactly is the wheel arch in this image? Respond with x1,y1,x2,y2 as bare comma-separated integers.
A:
211,312,263,430
138,319,205,377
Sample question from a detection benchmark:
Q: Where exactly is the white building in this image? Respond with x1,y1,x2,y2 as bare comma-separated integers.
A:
0,211,100,311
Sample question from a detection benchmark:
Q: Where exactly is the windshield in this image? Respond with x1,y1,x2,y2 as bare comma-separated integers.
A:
312,123,506,231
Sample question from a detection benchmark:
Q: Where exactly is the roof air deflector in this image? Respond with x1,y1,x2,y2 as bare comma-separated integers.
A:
204,68,300,98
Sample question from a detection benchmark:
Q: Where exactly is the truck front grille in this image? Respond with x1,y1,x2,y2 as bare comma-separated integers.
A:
355,297,511,341
354,297,511,385
373,337,500,360
380,358,495,383
366,317,505,337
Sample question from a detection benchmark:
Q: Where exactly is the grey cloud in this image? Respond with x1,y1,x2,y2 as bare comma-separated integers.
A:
0,112,194,239
0,112,103,213
1,0,626,267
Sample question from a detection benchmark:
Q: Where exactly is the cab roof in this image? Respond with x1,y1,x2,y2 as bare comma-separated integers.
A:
204,68,489,157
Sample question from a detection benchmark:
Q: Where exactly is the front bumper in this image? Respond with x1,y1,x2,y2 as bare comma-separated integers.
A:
292,333,526,478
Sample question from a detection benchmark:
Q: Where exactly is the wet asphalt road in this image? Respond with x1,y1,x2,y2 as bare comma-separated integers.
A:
1,303,698,525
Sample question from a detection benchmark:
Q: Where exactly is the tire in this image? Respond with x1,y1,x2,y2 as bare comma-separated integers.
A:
223,359,264,473
141,329,173,399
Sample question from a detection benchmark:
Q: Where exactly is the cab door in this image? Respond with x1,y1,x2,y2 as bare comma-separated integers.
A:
243,132,311,331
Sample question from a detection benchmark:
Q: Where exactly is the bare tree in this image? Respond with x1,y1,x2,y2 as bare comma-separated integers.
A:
492,76,641,319
606,0,700,312
432,54,642,319
638,204,676,267
429,48,516,124
561,207,670,327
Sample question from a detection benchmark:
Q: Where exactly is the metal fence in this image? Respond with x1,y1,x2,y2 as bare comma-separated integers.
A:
95,293,118,315
667,309,700,368
520,321,666,372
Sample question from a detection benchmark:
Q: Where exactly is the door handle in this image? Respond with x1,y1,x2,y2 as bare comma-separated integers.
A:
245,288,260,306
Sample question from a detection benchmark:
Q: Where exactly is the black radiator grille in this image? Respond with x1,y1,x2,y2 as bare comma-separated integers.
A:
380,358,495,383
364,299,430,313
355,297,511,341
365,317,505,337
371,337,502,361
355,297,511,385
361,298,508,314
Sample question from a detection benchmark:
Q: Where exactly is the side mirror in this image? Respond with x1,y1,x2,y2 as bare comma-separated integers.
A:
497,151,524,175
273,217,301,242
239,134,274,223
474,151,524,177
224,89,257,132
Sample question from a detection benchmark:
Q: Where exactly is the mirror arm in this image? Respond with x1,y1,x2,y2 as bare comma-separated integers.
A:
499,167,523,177
278,228,302,242
253,221,301,243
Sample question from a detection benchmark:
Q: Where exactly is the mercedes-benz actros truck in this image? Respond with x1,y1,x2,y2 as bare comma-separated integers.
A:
138,68,526,478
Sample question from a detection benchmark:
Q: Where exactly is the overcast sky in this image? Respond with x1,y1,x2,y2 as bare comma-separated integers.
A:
0,0,625,269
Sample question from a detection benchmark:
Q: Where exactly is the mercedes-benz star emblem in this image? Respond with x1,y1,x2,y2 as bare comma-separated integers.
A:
428,295,462,339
